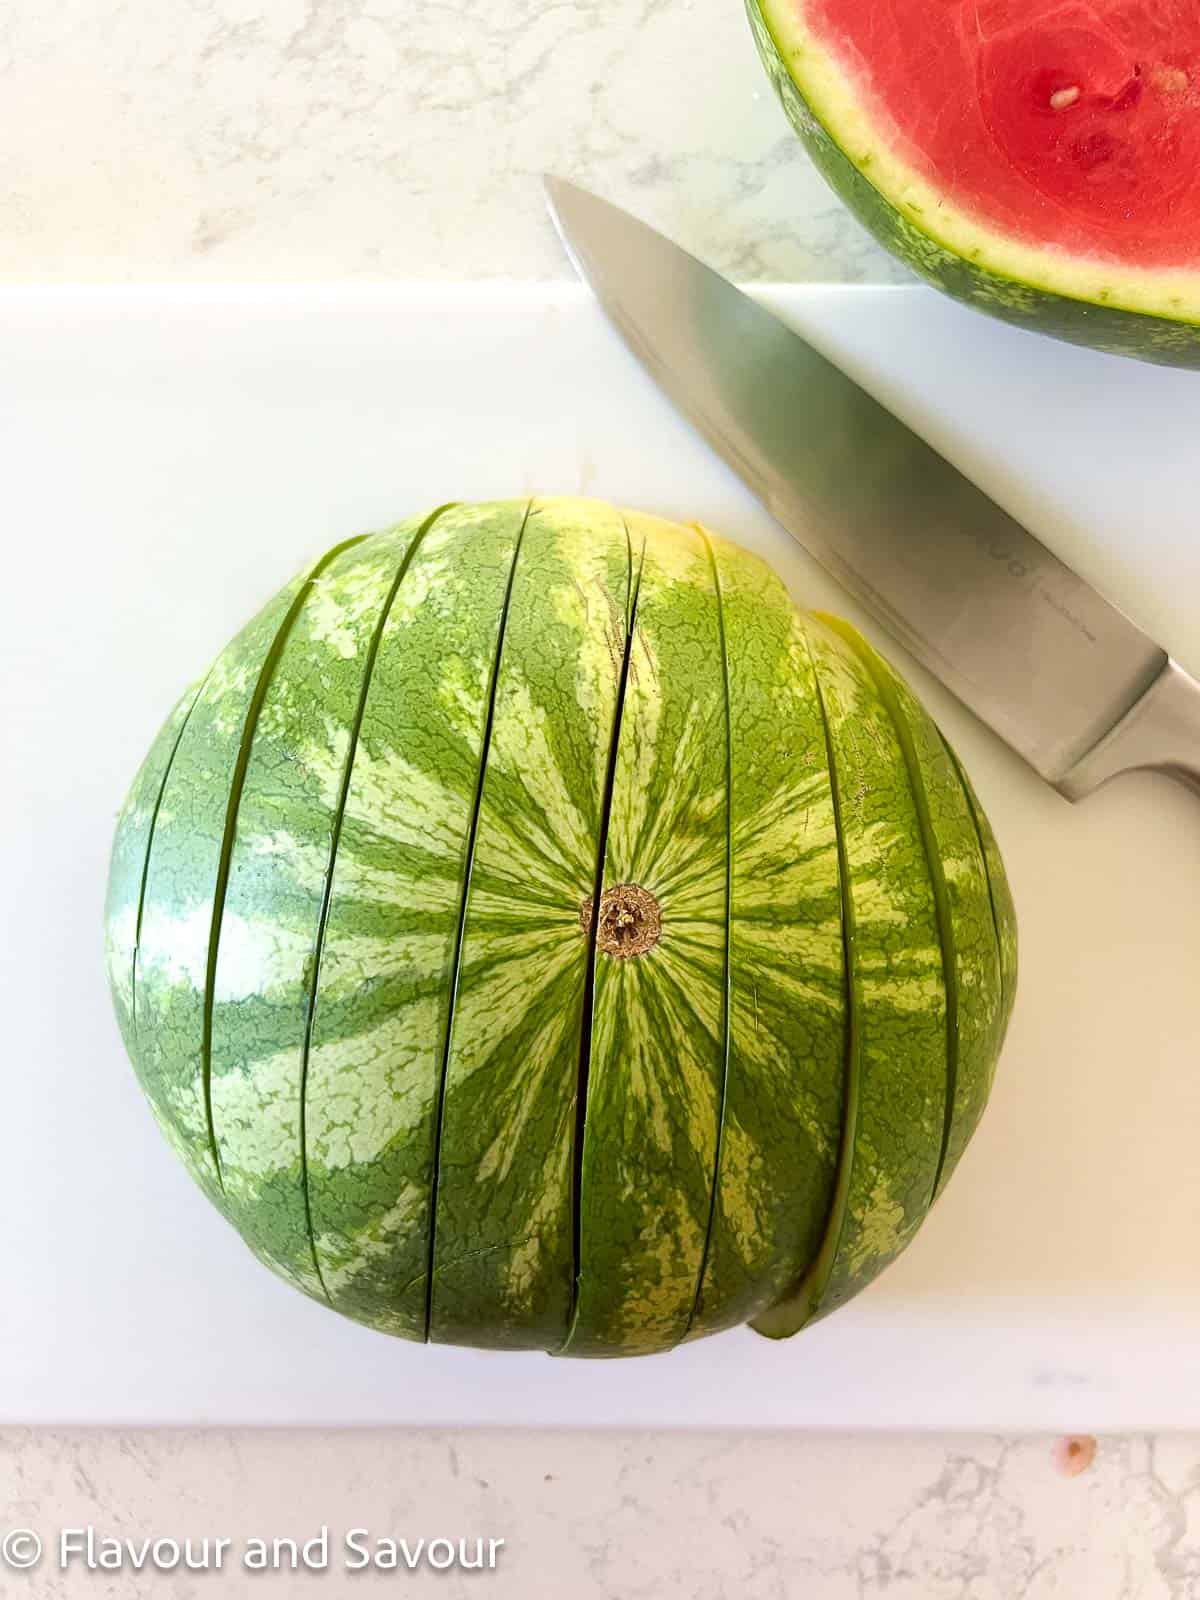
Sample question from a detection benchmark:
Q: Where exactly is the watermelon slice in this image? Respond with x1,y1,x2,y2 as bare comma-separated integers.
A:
748,0,1200,364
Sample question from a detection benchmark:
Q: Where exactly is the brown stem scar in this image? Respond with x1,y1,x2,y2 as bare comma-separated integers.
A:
580,883,662,958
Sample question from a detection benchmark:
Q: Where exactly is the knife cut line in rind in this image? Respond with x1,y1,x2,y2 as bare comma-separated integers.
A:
682,525,735,1342
422,500,534,1344
750,622,858,1339
942,737,1008,1034
129,671,213,1051
820,615,959,1209
558,522,645,1354
199,534,368,1198
295,505,457,1310
942,735,1015,1092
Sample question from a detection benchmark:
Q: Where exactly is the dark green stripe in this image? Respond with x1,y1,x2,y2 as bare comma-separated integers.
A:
421,500,534,1341
295,506,457,1305
823,619,959,1205
199,535,367,1193
943,736,1008,1023
129,673,211,1043
561,521,643,1347
750,624,857,1339
683,527,734,1340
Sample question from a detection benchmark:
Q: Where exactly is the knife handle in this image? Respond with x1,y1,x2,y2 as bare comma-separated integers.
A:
1060,658,1200,800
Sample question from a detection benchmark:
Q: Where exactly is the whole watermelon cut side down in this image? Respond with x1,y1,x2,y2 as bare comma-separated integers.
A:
105,498,1016,1357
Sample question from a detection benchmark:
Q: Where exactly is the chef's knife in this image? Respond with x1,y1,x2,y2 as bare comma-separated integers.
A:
544,175,1200,802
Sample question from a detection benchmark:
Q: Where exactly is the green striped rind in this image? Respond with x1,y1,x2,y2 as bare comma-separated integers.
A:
948,746,1019,1062
875,651,1007,1194
833,630,1006,1199
747,0,1200,368
208,526,424,1301
304,501,527,1339
686,532,845,1336
752,616,948,1338
104,678,206,1069
110,497,1016,1352
129,545,360,1211
561,513,728,1358
429,499,632,1350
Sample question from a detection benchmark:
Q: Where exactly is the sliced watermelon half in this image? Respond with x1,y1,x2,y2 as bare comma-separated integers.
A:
749,0,1200,365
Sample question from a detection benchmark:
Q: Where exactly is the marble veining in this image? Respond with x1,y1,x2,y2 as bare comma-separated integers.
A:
3,1430,1200,1596
0,0,910,282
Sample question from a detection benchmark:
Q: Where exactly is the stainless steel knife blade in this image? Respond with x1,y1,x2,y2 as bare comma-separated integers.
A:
544,175,1200,800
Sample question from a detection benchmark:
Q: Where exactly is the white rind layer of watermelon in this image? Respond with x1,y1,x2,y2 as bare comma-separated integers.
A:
105,499,1017,1357
749,0,1200,366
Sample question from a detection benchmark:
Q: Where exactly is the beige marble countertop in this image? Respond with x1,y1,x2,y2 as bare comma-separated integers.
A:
0,0,909,283
2,2,1191,1593
4,1429,1198,1597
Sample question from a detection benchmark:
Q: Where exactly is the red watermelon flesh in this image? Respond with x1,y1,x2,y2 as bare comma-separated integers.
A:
803,0,1200,266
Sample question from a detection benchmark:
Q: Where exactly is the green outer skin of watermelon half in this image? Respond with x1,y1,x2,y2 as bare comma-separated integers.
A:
104,497,1017,1357
746,0,1200,368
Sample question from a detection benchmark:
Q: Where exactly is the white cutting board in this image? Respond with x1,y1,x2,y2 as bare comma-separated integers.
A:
4,282,1200,1431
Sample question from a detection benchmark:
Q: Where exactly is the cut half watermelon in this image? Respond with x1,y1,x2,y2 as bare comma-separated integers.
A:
749,0,1200,365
